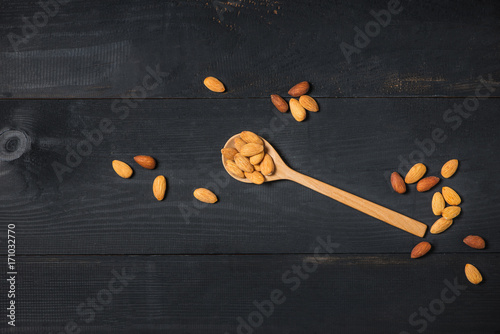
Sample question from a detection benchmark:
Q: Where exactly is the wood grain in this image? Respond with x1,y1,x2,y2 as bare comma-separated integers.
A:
1,98,499,255
8,254,500,334
0,0,499,98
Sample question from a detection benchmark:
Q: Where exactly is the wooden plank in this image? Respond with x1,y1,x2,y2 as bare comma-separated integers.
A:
6,254,500,333
1,98,499,255
1,0,499,98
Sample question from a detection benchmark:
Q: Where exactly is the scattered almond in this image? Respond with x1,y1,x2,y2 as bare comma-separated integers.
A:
405,163,427,184
260,153,275,175
441,159,459,178
249,151,265,165
390,172,406,194
432,192,446,216
442,186,461,205
112,160,133,179
152,175,166,201
288,81,310,97
133,155,156,169
240,131,263,145
226,160,245,178
463,235,486,250
245,171,265,184
240,143,264,157
430,217,453,234
234,137,247,152
271,94,288,113
193,188,218,203
299,95,319,112
411,241,432,259
234,153,254,173
465,264,482,285
416,176,440,192
203,76,225,93
290,98,307,122
221,148,238,160
442,206,461,219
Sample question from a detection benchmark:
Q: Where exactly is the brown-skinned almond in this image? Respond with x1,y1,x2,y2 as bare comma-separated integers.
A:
288,81,310,97
299,95,319,112
260,154,275,175
271,94,288,113
193,188,218,203
245,171,265,185
234,137,247,152
411,241,431,259
226,160,245,178
463,235,485,249
390,172,406,194
234,153,254,173
442,206,461,219
432,192,445,216
416,176,440,192
112,160,133,179
134,155,156,169
249,151,265,165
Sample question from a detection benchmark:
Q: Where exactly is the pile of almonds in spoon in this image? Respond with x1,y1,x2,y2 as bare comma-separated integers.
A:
221,131,275,184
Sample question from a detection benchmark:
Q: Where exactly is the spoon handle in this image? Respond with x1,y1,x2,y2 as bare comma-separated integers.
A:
284,169,427,237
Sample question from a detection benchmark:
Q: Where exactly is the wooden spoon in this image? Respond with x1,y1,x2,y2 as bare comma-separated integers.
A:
222,135,427,237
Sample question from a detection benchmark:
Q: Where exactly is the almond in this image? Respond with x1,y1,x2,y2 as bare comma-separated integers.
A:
133,155,156,169
240,131,263,145
411,241,431,259
112,160,133,179
299,95,319,112
442,206,461,219
288,81,310,97
260,154,275,175
430,217,453,234
234,153,254,173
432,192,445,216
152,175,167,201
441,159,459,178
463,235,486,249
405,163,426,184
240,143,264,157
253,164,261,171
390,172,406,194
442,186,461,205
221,148,238,160
226,160,245,178
249,151,265,165
193,188,218,204
234,137,247,152
203,76,225,93
245,171,265,185
290,98,307,122
416,176,440,192
465,264,482,285
271,94,288,113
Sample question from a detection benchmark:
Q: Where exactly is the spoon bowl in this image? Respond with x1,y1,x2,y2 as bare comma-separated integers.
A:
221,133,428,238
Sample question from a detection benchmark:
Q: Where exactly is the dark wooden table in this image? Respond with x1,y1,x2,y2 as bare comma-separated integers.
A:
1,1,499,333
